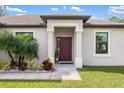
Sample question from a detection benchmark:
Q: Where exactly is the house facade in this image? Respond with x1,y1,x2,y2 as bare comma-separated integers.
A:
0,15,124,68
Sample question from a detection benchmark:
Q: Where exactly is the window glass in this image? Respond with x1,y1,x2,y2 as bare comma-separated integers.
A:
16,32,33,38
96,32,108,54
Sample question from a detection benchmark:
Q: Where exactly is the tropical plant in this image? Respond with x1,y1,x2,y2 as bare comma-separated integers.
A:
27,60,36,71
41,58,54,71
13,34,38,70
0,60,10,71
0,32,17,68
0,32,38,71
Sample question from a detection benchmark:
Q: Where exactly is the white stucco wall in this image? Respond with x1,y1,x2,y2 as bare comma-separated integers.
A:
83,28,124,66
47,19,83,31
1,26,124,66
0,28,48,63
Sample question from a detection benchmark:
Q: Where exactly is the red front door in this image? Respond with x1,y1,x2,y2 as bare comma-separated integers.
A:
57,37,72,63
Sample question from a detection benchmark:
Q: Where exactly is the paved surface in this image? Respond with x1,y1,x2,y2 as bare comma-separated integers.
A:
0,64,81,80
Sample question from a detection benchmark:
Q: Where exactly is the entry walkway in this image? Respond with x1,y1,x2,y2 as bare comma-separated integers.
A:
0,64,81,80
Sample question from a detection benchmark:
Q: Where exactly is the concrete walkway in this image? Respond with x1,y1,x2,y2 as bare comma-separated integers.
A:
0,64,81,80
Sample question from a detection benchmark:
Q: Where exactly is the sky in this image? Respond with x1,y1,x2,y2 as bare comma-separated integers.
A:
5,5,124,20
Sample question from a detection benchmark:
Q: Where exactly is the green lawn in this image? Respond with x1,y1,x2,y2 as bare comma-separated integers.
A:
1,66,124,88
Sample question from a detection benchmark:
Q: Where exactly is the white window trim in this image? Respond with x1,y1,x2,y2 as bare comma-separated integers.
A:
13,30,35,38
93,30,111,58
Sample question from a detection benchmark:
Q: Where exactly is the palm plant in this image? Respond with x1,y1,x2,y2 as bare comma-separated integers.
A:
14,34,38,70
0,32,16,64
0,32,38,71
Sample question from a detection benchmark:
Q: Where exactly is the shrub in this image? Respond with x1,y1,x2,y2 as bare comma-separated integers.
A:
0,60,3,69
27,61,36,71
39,63,45,71
0,60,10,71
41,58,54,71
3,63,10,71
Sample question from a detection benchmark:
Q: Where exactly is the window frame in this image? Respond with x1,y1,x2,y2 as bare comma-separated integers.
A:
96,32,108,54
93,30,111,57
13,30,35,38
15,32,34,38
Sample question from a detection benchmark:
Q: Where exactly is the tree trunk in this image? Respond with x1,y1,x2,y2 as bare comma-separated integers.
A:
18,56,22,70
8,50,17,69
8,50,14,62
21,56,27,71
18,56,27,71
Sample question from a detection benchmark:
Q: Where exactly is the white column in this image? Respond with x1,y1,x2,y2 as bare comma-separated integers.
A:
48,31,55,64
75,31,83,68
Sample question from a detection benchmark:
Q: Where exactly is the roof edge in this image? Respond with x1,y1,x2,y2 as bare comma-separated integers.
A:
84,23,124,28
40,15,91,23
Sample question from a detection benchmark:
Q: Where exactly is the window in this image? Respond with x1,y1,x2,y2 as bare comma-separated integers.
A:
96,32,108,54
15,32,33,38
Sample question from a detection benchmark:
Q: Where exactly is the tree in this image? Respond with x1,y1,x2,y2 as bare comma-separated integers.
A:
109,16,120,22
0,32,38,71
109,16,124,23
0,5,7,16
14,34,38,70
118,20,124,23
0,32,16,63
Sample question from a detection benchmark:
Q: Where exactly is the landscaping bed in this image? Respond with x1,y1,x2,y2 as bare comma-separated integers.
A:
0,58,54,72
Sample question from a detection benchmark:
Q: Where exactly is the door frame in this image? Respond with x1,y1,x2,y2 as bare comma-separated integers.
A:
56,37,73,64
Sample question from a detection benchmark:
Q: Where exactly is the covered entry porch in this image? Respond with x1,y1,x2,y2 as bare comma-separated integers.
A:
47,19,84,68
55,27,74,64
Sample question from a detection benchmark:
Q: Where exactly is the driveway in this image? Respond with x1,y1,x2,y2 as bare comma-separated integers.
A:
0,64,81,80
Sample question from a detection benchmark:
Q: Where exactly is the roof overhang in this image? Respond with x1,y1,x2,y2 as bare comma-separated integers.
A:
40,15,91,23
84,23,124,28
0,23,46,28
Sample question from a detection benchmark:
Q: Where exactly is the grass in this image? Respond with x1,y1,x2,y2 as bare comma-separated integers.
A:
1,66,124,88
